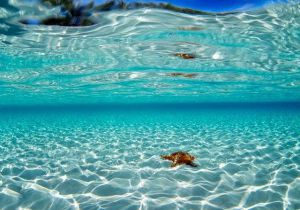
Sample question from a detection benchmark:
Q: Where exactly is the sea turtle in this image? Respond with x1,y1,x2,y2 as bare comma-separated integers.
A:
161,151,197,167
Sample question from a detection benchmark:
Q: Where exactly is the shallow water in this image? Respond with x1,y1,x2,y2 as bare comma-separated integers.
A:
0,105,300,209
1,1,300,209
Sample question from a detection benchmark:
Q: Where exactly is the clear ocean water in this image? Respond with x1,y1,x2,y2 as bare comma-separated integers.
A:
1,0,300,209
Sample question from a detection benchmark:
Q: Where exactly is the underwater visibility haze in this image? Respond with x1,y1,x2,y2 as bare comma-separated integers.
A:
0,0,300,209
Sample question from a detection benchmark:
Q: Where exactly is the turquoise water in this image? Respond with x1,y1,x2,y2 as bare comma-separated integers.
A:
1,0,300,209
0,105,300,209
1,1,300,104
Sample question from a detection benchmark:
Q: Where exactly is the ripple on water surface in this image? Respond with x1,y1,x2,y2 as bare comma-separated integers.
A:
0,1,300,104
0,109,300,209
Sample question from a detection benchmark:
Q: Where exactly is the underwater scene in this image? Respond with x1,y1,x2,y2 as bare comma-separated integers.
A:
0,0,300,209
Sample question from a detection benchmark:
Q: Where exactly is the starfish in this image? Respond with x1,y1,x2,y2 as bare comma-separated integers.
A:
174,53,196,59
168,72,198,78
161,151,197,167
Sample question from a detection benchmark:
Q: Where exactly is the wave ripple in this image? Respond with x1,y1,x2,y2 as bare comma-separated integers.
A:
0,1,300,104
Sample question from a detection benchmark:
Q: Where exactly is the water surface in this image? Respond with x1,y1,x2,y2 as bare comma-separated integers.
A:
0,0,300,104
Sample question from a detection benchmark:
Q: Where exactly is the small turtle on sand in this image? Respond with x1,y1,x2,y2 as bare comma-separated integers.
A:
161,151,197,167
